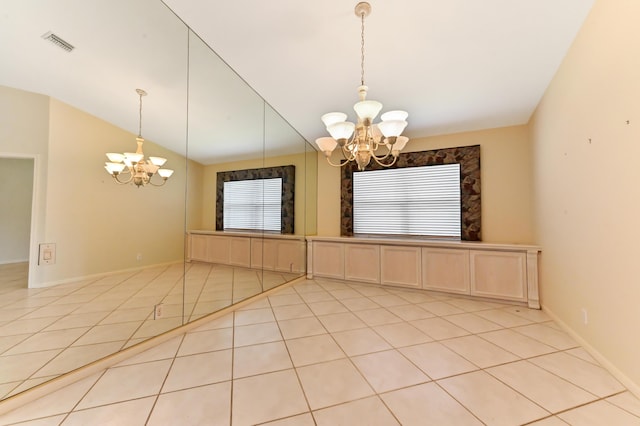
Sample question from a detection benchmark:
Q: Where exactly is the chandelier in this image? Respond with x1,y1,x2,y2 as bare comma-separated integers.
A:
316,2,409,171
104,89,174,187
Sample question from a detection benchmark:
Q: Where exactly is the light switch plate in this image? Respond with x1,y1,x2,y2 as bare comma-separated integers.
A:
39,243,56,265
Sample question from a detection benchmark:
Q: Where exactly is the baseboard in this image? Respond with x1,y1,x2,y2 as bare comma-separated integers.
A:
0,259,28,265
542,304,640,400
32,261,183,288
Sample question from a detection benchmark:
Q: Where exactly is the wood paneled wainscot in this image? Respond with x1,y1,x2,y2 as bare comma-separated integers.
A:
307,237,541,309
187,231,305,273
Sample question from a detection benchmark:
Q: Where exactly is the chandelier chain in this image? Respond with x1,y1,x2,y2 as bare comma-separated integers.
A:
360,10,365,87
138,91,143,138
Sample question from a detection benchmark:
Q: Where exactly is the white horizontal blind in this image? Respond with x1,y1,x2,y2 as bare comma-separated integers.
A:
223,178,282,232
353,164,461,237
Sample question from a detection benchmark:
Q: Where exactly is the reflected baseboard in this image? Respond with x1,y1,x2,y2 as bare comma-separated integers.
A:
32,260,184,288
0,275,306,416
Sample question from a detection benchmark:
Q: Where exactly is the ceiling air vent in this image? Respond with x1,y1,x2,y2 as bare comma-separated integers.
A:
41,31,75,52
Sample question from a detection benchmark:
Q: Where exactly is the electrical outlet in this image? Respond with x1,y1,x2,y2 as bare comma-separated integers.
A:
154,304,163,319
581,308,588,325
136,253,143,261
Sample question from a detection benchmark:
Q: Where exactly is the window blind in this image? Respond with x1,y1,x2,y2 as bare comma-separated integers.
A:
352,164,461,237
223,178,282,232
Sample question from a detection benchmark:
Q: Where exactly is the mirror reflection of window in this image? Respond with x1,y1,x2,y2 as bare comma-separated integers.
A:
223,178,283,232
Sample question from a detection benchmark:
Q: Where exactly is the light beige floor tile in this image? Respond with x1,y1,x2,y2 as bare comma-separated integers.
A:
339,297,381,312
317,312,367,332
0,317,59,336
293,282,325,293
565,346,599,365
299,291,335,303
5,327,89,355
524,416,569,425
0,373,100,425
530,352,626,397
11,414,67,425
234,322,282,347
332,328,392,356
8,375,59,398
400,342,477,380
327,288,363,300
350,285,390,297
149,382,231,426
438,370,549,425
268,293,305,307
234,307,275,326
444,313,503,333
233,341,292,378
0,333,31,354
0,307,38,322
479,329,557,358
272,303,315,320
368,294,409,307
44,312,109,331
307,300,349,315
386,304,434,321
513,323,578,350
441,335,520,368
76,359,172,409
232,369,308,426
410,317,470,340
21,303,82,319
189,313,234,331
98,307,152,325
354,308,403,327
179,328,233,356
417,301,465,316
0,349,61,383
313,396,399,426
381,382,483,426
372,322,432,348
504,306,551,322
474,308,534,327
352,349,429,392
285,334,345,367
607,391,640,417
558,400,640,425
488,360,598,412
116,336,183,367
163,349,232,392
262,413,316,425
237,297,271,310
297,358,374,410
63,396,155,426
446,298,504,312
72,322,140,346
34,341,124,377
394,291,439,303
278,317,326,339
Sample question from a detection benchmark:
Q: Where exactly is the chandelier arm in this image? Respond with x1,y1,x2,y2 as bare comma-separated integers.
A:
324,157,352,168
371,154,398,168
112,174,133,185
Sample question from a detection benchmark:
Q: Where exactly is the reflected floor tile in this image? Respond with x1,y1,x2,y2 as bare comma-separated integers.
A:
77,359,172,410
381,382,483,426
63,396,155,426
34,341,125,378
72,322,140,346
0,349,61,383
5,327,90,355
313,396,399,426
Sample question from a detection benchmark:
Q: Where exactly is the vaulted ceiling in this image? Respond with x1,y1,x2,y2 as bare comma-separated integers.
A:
0,0,595,163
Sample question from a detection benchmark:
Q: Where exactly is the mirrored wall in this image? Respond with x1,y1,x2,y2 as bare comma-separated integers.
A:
0,0,315,402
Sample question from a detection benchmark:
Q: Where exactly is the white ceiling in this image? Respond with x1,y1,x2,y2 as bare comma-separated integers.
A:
0,0,595,163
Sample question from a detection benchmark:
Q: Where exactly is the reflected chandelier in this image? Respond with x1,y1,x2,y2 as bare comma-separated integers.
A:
104,89,174,187
316,2,409,171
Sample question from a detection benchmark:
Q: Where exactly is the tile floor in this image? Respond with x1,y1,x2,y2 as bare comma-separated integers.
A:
0,277,638,425
0,262,297,401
